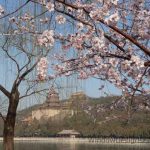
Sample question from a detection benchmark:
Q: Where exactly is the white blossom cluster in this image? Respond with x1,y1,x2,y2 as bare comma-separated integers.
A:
0,5,4,16
92,36,105,49
77,22,84,31
55,15,66,24
78,70,88,79
131,56,145,69
37,30,54,47
46,2,54,12
37,57,48,80
110,0,118,5
105,12,119,24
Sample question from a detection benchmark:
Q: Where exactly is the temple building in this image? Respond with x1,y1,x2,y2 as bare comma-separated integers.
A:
19,86,87,122
44,88,61,107
32,88,73,120
57,130,80,138
70,91,87,102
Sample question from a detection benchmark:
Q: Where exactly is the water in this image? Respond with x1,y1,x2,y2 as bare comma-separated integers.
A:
0,142,150,150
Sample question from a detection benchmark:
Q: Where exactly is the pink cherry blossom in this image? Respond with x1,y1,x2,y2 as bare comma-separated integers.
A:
37,57,48,80
46,2,54,12
78,70,88,79
111,0,118,5
77,22,84,30
56,15,66,24
37,30,54,47
0,5,4,16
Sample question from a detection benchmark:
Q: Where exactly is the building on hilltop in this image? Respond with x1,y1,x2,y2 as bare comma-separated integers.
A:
45,88,60,106
32,88,74,121
21,88,88,122
40,87,62,109
70,91,87,101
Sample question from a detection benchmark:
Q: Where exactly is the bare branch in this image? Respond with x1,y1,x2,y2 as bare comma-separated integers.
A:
2,47,20,73
16,60,39,87
20,88,49,100
0,85,10,98
16,50,50,88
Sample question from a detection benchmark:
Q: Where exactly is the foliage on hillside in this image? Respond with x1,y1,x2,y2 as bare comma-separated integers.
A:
11,95,150,138
13,110,150,138
0,95,150,138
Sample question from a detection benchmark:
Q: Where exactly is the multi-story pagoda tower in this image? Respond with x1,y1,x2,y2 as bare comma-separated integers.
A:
45,87,60,107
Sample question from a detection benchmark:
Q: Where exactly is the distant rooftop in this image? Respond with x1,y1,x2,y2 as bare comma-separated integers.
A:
57,129,80,135
71,91,86,96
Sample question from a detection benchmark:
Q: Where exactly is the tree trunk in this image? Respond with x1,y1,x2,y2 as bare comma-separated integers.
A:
3,89,19,150
127,97,134,124
3,133,14,150
127,107,132,124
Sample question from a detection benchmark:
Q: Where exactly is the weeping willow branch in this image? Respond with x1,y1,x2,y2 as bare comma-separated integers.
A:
0,0,30,20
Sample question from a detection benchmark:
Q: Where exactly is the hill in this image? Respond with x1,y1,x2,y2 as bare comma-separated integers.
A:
1,94,150,138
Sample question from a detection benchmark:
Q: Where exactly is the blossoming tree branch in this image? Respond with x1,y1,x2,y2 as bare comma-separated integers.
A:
0,0,149,150
35,0,150,95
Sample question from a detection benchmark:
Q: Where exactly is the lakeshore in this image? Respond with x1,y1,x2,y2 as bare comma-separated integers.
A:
0,137,150,145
